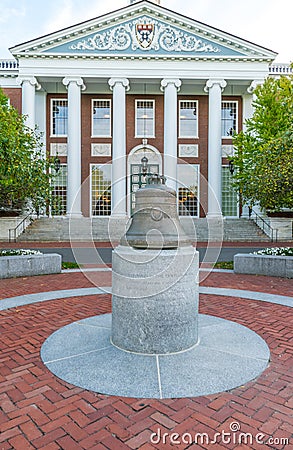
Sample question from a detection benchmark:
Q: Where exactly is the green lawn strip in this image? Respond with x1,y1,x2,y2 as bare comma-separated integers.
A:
62,261,80,269
214,261,234,270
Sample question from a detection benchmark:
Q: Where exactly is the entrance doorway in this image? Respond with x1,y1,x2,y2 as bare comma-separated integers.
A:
128,145,162,215
130,162,159,214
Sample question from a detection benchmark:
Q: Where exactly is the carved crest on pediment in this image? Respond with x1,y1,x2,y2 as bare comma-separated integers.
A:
69,16,220,53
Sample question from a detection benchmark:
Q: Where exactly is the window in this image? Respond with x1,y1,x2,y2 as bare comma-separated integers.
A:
51,164,67,215
221,101,238,138
177,164,199,217
130,161,159,214
51,99,68,136
179,100,198,138
92,99,111,137
222,166,238,217
135,100,155,137
91,164,112,216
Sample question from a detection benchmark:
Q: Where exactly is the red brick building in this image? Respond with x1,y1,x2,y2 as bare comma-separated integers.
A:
0,0,279,223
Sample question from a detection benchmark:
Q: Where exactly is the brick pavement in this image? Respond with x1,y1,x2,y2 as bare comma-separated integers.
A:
0,269,292,449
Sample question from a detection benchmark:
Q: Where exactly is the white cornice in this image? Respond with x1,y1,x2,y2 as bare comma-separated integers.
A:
0,73,19,79
13,58,271,84
14,52,275,64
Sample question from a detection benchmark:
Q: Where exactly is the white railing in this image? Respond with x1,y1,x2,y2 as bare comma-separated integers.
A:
269,63,292,75
249,209,278,242
0,59,19,70
8,213,33,242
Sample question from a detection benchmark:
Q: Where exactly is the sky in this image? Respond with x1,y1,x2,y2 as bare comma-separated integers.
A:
0,0,291,63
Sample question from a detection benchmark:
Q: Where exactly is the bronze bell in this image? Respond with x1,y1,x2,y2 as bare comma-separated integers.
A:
122,174,191,249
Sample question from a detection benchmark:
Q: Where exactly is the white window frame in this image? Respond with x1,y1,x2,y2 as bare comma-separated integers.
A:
221,100,238,139
50,98,68,137
221,165,239,217
90,163,112,217
91,99,112,138
50,163,67,217
177,163,200,218
179,100,199,138
135,99,155,138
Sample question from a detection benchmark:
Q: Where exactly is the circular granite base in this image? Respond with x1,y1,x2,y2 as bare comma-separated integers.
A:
41,314,270,399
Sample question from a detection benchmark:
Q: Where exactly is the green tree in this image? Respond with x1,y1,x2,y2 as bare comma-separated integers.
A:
0,88,55,215
232,74,293,212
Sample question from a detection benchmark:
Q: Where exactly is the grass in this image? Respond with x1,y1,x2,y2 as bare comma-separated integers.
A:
214,261,234,270
62,261,80,269
64,260,234,270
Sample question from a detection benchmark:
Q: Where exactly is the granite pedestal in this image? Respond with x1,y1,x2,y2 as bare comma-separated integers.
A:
111,245,198,354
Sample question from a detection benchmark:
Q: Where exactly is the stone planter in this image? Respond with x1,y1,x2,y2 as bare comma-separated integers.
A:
0,216,25,241
234,253,293,278
267,217,293,241
0,254,62,279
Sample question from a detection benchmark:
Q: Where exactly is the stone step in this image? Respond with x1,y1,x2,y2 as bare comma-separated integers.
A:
18,217,271,242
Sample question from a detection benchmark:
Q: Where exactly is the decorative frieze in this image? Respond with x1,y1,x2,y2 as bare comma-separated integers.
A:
70,16,221,54
91,143,111,156
50,143,67,156
222,145,234,157
178,144,198,157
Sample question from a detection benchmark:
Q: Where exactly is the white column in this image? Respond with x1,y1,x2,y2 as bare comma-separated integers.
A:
108,77,129,217
16,76,41,130
161,78,181,190
62,77,85,217
204,79,227,217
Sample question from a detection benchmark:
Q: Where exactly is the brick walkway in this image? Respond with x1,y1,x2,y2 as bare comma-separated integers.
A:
0,269,292,449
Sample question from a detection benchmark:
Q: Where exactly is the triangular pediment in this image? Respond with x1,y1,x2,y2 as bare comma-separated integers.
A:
10,1,277,61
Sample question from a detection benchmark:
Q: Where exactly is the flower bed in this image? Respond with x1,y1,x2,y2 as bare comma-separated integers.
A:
0,249,42,257
234,247,293,278
252,247,293,256
0,249,62,279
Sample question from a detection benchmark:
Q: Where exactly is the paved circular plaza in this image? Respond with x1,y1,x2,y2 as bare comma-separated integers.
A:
0,268,292,449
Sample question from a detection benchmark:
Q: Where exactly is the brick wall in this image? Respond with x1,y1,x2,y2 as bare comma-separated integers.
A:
2,88,22,113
